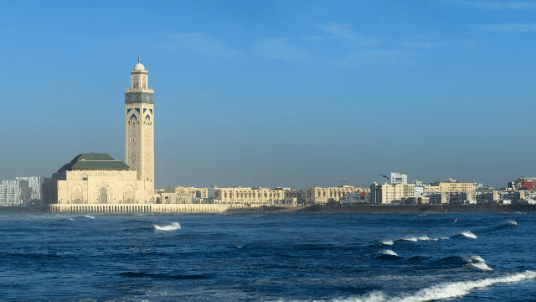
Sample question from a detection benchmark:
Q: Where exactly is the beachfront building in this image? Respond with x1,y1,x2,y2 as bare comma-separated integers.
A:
341,191,369,204
164,187,209,199
0,177,45,206
390,173,407,185
212,187,287,207
474,190,499,204
370,183,416,204
508,177,536,190
371,180,479,205
302,185,369,204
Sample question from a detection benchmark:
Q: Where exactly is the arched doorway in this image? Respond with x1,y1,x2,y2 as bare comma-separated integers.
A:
99,187,107,204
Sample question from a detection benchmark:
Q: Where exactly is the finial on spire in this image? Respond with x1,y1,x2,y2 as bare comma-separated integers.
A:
138,53,141,63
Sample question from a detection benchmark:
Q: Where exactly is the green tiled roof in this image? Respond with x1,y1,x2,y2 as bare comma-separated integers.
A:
77,153,115,161
57,153,130,172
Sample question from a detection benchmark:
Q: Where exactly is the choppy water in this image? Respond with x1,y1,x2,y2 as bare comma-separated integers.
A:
0,212,535,301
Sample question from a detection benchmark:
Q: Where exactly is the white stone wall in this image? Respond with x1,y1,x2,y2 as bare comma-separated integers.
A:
55,170,152,205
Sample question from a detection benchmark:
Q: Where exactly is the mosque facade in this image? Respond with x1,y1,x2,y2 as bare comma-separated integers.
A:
45,56,229,213
50,57,158,207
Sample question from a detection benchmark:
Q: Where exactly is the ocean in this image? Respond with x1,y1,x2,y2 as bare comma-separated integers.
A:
0,212,534,301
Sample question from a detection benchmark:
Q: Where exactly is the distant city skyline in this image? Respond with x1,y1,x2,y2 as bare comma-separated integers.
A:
1,1,536,189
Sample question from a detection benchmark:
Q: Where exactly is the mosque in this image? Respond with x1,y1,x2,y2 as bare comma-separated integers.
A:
48,56,226,213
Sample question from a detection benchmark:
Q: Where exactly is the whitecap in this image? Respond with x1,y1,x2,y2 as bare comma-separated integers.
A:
68,218,74,221
394,271,536,301
507,220,517,226
469,262,493,271
83,215,95,219
338,271,536,302
460,231,477,239
400,236,445,242
154,222,181,231
469,255,485,263
381,240,394,246
379,249,398,256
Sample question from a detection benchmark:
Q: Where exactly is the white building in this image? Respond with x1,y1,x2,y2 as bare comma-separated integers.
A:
391,173,407,185
0,177,44,206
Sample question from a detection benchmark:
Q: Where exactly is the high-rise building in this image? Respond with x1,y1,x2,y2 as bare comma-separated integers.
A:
390,172,407,185
125,54,155,197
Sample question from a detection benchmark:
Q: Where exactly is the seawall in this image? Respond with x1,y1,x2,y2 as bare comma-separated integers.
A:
49,204,229,213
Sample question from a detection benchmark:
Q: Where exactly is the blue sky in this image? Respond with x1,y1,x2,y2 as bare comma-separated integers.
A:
1,0,536,189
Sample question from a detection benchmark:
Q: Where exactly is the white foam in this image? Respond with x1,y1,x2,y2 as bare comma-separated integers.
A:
381,240,394,246
68,218,74,221
469,255,485,263
465,255,492,271
83,215,95,219
460,231,477,239
395,271,536,301
154,222,181,231
337,271,536,302
469,262,493,271
507,220,517,226
380,249,398,256
331,290,387,302
400,236,447,242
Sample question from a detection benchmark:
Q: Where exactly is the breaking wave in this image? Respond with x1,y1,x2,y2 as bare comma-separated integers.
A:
463,255,493,271
507,220,517,226
467,262,493,271
381,240,394,246
379,249,398,256
399,236,449,242
460,231,477,239
154,222,181,231
336,271,536,301
83,215,95,219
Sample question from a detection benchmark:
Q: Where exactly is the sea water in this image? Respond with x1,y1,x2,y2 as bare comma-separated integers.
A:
0,212,535,301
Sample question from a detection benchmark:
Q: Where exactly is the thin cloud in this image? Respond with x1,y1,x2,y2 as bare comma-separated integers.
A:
319,23,379,45
165,33,238,58
460,1,536,9
304,36,323,41
402,42,438,49
255,38,306,61
401,35,451,49
476,23,536,32
332,50,402,66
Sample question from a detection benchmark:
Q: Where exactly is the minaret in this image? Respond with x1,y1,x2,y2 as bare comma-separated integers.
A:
125,54,154,201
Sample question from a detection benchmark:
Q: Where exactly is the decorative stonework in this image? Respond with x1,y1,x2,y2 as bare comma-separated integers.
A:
125,92,154,104
125,56,155,198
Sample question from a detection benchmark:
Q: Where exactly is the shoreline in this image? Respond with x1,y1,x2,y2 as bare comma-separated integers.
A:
224,204,536,214
0,204,535,214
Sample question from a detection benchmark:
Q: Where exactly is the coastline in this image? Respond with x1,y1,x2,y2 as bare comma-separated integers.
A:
224,204,536,214
1,204,535,214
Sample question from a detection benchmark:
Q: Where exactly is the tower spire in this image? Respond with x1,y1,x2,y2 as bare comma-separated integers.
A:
138,53,141,63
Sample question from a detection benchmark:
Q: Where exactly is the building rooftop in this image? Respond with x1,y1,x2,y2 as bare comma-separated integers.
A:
57,153,130,172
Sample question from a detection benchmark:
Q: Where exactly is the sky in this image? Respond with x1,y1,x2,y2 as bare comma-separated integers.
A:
1,0,536,189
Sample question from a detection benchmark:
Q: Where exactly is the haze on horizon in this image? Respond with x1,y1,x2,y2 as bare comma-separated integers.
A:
1,1,535,190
